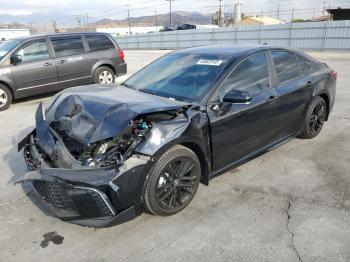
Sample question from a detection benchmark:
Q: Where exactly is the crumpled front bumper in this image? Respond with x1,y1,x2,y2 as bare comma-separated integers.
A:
16,105,153,227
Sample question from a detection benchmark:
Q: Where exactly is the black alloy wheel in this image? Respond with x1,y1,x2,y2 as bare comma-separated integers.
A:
300,96,327,139
144,145,201,216
309,100,326,136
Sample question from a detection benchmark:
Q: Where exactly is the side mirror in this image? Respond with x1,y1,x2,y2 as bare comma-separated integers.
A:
223,90,252,104
10,54,22,64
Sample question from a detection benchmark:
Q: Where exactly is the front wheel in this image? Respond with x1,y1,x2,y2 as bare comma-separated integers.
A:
299,96,327,139
0,84,12,111
144,145,201,216
94,66,115,84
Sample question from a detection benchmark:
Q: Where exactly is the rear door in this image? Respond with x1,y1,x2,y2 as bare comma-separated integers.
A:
268,50,313,138
83,34,120,74
10,38,58,95
208,52,280,171
49,35,92,88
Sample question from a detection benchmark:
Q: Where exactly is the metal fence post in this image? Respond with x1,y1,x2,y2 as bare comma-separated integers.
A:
322,20,330,52
259,25,262,44
235,27,238,44
176,31,180,49
288,8,294,47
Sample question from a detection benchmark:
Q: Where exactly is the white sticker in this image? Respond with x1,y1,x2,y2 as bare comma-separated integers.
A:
197,59,223,66
67,56,83,63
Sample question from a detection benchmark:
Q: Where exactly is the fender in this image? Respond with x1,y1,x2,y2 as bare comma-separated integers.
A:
90,59,116,77
135,110,211,185
0,75,17,98
308,75,332,120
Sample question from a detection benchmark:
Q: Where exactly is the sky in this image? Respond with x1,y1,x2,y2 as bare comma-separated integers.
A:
0,0,349,23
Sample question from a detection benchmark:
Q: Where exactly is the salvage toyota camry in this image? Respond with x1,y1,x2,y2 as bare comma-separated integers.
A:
16,46,336,227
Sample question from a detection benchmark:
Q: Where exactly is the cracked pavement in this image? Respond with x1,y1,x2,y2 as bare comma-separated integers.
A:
1,50,350,262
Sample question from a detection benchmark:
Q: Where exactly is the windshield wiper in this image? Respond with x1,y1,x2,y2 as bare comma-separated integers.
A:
140,89,156,95
121,83,136,90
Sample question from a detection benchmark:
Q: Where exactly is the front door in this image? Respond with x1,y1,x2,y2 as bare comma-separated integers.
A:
11,38,58,95
208,52,280,171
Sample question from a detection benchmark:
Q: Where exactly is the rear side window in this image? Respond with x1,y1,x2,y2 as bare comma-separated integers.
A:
271,51,299,83
86,35,115,51
51,37,85,57
219,52,270,97
296,55,312,74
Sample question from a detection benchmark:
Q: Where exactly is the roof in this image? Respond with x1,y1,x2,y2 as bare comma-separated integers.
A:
176,45,261,56
9,32,109,41
174,45,318,63
236,16,285,25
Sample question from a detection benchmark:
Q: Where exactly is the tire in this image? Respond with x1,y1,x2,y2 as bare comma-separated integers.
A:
144,145,201,216
94,66,115,84
0,84,12,111
299,96,327,139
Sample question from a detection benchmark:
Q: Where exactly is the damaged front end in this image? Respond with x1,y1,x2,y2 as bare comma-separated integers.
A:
16,86,191,227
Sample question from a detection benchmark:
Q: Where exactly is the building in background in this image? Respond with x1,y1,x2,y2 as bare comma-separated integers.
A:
233,1,243,24
0,29,30,41
225,15,284,26
327,8,350,20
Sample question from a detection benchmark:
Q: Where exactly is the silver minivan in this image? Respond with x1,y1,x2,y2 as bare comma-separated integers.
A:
0,32,127,111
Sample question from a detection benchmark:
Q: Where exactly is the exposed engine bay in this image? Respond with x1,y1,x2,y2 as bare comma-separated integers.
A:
23,108,182,170
55,118,152,168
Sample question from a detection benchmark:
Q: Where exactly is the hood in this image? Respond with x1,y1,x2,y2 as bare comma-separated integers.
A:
43,85,188,145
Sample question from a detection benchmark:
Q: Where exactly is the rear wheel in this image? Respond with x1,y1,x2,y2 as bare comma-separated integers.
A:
94,66,115,84
144,145,201,216
0,84,12,111
299,96,327,139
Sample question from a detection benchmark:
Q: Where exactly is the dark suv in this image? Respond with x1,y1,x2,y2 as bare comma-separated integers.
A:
0,32,126,111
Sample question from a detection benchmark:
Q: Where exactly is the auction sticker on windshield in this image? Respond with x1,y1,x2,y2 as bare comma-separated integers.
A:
197,59,223,66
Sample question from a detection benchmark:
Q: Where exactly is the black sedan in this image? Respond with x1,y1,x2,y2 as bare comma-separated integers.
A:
16,46,336,227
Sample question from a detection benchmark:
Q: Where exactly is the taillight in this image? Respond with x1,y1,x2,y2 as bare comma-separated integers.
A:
331,71,337,79
119,50,125,61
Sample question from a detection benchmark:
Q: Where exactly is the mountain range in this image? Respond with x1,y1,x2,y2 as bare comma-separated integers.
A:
0,11,213,29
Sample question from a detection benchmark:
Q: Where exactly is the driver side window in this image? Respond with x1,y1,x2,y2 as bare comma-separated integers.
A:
15,40,49,63
219,52,270,98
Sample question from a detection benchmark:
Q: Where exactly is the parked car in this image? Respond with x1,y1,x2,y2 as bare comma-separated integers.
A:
159,27,175,32
177,24,197,30
16,45,336,227
0,32,126,111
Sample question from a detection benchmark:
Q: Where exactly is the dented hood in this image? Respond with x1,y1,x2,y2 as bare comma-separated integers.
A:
43,85,188,145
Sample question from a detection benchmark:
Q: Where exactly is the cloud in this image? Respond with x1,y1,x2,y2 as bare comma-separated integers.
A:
0,0,348,23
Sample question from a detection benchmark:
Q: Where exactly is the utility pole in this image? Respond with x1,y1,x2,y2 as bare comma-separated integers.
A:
323,1,326,16
85,11,89,27
75,15,82,28
52,20,57,33
127,8,131,34
277,4,280,20
218,0,224,27
165,0,175,28
155,10,158,31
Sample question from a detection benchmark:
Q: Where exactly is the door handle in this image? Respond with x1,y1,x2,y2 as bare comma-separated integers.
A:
58,59,67,64
266,95,278,104
43,62,53,66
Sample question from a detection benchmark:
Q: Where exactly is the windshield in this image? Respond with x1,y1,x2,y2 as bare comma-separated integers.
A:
124,52,229,102
0,39,21,60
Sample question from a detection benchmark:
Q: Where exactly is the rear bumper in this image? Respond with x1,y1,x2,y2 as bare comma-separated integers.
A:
115,62,127,76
